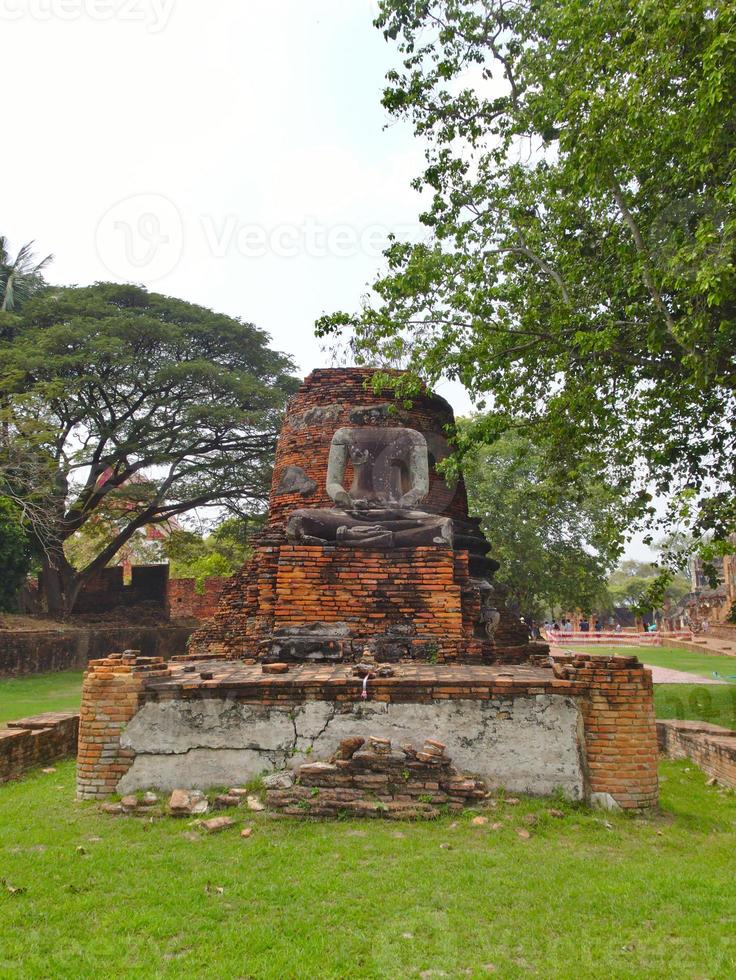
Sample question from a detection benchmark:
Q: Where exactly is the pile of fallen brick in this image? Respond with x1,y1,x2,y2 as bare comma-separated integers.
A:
266,735,487,819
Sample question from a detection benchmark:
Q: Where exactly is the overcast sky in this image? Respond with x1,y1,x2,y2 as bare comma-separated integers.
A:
5,0,655,559
5,1,432,380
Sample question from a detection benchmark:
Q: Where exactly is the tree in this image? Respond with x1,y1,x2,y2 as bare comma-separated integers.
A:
463,430,623,619
0,496,31,610
0,283,296,616
162,515,264,587
0,237,52,312
317,0,736,555
607,560,691,620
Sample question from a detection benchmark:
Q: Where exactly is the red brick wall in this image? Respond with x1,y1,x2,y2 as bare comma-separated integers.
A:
76,652,171,799
657,719,736,788
274,545,463,637
77,652,659,809
167,577,228,621
0,712,79,783
553,654,659,809
67,564,169,614
187,542,529,663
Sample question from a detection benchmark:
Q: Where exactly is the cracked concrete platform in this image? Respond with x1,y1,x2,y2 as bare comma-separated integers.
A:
118,662,586,798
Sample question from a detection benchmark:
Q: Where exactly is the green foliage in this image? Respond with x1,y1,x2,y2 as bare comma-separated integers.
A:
317,0,736,554
0,236,52,313
607,560,691,617
0,496,31,610
463,430,623,617
0,282,296,614
163,515,263,587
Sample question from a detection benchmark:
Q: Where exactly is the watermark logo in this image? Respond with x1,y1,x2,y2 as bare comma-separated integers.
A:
200,214,409,261
94,194,422,283
0,0,176,33
95,193,184,282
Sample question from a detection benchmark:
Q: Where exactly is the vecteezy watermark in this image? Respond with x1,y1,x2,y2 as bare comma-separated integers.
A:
94,194,422,283
95,193,184,282
0,0,176,33
200,214,415,261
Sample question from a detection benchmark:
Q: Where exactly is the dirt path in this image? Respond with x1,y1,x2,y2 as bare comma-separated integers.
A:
644,665,729,685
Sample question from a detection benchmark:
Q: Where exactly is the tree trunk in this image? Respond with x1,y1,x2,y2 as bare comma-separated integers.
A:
39,546,80,619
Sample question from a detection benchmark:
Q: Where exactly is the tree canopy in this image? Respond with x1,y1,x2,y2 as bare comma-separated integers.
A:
317,0,736,557
463,429,622,619
607,559,691,620
162,515,264,588
0,282,296,615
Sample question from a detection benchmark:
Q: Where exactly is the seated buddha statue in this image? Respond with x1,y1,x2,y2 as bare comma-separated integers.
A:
286,426,454,549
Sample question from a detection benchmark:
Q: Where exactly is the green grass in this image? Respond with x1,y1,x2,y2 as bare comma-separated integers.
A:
655,684,736,727
0,760,734,979
0,670,83,725
571,645,736,727
1,659,735,975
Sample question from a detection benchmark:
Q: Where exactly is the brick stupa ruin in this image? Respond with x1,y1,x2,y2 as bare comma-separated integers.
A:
77,368,659,810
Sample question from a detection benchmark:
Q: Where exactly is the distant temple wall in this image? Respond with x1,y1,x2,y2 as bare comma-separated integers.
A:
30,565,230,620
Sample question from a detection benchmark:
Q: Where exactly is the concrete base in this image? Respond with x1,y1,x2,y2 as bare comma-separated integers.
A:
118,694,585,798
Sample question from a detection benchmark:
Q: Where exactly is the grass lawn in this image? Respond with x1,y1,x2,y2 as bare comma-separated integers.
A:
655,684,736,727
0,760,734,979
0,670,83,725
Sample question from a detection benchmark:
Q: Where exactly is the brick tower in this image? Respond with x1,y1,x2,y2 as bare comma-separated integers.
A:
189,367,534,664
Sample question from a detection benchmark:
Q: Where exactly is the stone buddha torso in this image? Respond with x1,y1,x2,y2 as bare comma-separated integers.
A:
286,426,453,548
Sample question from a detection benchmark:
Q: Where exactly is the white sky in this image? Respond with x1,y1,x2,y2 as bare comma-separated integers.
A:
4,0,655,560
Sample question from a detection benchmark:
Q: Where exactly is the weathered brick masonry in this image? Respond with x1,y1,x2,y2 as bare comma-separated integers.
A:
76,652,169,799
267,737,488,819
658,719,736,789
0,625,194,678
0,712,79,783
167,577,228,621
77,652,659,808
553,654,659,808
189,368,530,663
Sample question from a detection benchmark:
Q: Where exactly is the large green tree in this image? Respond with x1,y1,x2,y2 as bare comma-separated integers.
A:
162,515,264,588
317,0,736,553
463,430,623,619
0,283,296,616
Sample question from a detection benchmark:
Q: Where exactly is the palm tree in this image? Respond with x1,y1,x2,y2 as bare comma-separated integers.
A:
0,237,53,311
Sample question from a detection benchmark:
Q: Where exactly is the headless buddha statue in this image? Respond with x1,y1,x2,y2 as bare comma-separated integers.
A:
286,426,453,548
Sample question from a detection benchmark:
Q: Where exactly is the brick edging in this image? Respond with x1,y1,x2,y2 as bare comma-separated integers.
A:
657,719,736,788
0,712,79,783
